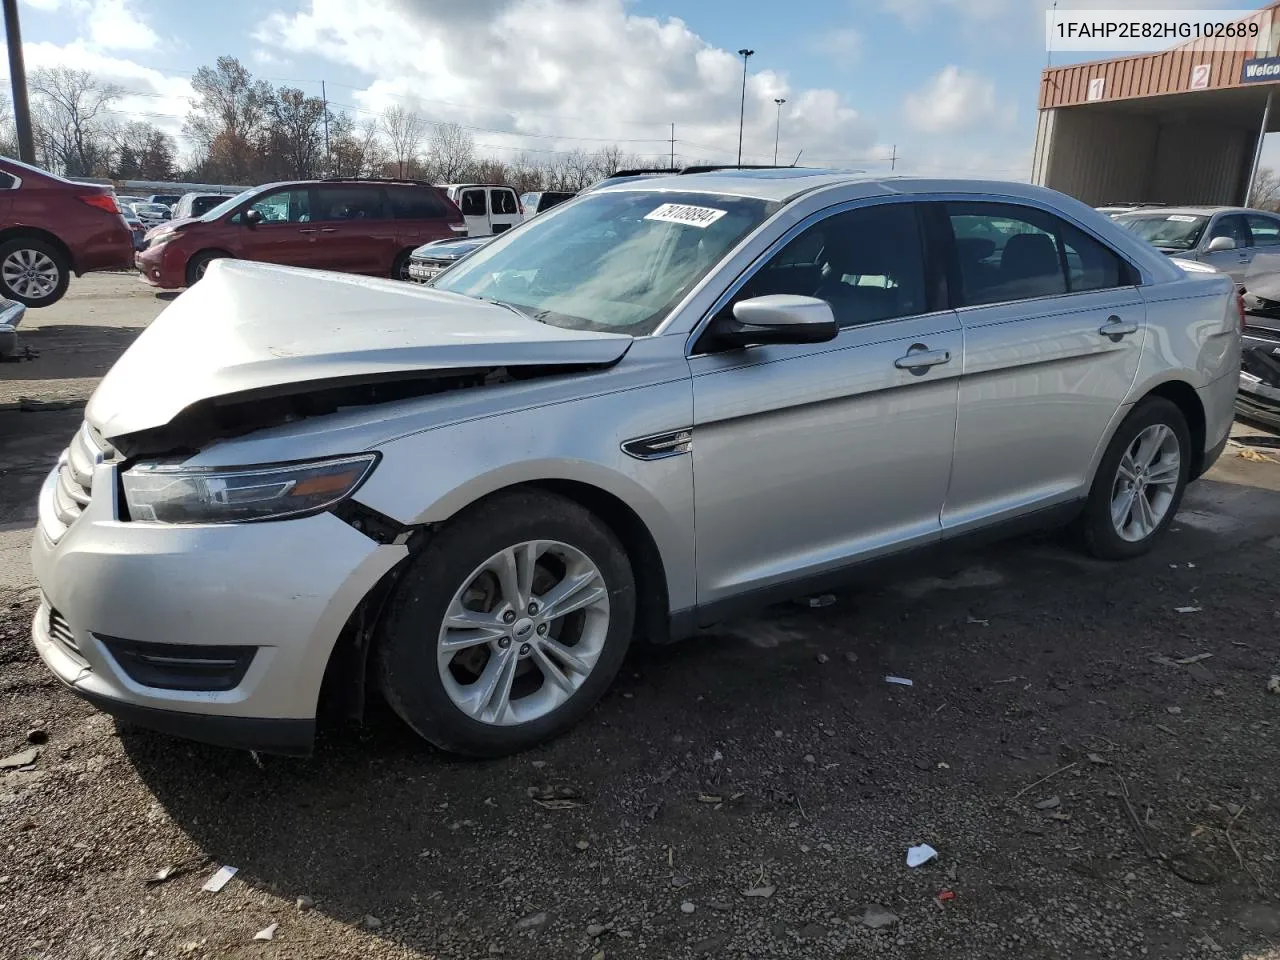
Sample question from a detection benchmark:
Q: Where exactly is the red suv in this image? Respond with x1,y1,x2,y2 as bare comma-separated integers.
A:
0,157,134,307
136,178,467,288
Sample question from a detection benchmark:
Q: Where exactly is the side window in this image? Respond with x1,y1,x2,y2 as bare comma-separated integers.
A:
315,186,386,221
0,171,15,189
1247,214,1280,247
460,190,487,216
247,188,312,224
520,193,536,212
387,186,447,219
1061,221,1129,293
945,203,1066,305
1209,214,1250,247
492,190,518,215
737,203,928,328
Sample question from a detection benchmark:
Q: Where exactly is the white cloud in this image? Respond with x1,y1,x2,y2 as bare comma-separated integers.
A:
23,40,192,141
254,0,877,167
20,0,65,10
85,0,158,51
903,65,1013,134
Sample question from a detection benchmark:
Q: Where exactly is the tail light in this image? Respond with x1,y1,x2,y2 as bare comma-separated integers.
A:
78,193,119,215
1237,291,1247,333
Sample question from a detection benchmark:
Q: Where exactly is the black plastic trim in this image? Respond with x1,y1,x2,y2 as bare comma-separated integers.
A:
66,686,314,755
100,637,255,692
331,499,418,546
670,499,1085,635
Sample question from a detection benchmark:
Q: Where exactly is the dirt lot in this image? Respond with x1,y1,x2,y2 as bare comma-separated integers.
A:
2,276,1280,960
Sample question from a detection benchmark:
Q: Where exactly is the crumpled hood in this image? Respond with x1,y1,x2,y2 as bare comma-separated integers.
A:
87,259,632,440
1246,249,1280,302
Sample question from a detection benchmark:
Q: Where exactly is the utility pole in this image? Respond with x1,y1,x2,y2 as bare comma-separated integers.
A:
773,98,786,165
3,0,35,164
670,122,675,168
321,80,331,175
737,48,754,167
890,144,897,171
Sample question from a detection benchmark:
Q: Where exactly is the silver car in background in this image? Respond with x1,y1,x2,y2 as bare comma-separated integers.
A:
31,171,1241,758
1113,205,1280,287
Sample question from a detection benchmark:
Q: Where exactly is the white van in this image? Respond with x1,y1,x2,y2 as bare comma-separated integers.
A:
441,184,522,236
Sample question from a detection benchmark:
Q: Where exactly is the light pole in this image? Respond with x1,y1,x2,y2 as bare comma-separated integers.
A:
773,97,786,165
737,48,754,167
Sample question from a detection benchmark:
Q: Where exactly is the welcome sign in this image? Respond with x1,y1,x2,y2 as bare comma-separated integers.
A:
1242,57,1280,83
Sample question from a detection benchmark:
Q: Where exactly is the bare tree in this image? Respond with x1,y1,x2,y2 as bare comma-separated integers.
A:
108,120,177,180
0,91,17,158
1252,167,1280,212
30,67,122,176
426,121,475,183
381,104,425,178
184,57,275,181
264,87,328,179
329,114,386,178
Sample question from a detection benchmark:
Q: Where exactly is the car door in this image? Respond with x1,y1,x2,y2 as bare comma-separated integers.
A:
1199,212,1253,284
388,184,457,250
458,188,490,236
689,200,962,607
489,188,520,233
937,200,1147,533
308,184,397,275
233,186,316,267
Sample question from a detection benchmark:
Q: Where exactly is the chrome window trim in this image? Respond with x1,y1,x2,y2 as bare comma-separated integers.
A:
679,190,1154,354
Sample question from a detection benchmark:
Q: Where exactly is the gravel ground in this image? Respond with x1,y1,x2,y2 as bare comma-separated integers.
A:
2,276,1280,960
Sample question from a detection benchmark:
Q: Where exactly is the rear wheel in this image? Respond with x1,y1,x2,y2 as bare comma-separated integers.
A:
0,237,69,307
185,250,227,286
392,249,414,281
1078,397,1191,560
374,489,636,756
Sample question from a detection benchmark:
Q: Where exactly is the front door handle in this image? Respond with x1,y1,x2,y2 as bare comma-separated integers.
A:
320,227,338,233
894,345,951,372
1098,315,1138,340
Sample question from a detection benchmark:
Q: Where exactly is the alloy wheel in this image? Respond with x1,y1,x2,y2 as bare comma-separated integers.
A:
2,248,59,299
1110,423,1181,542
437,539,610,725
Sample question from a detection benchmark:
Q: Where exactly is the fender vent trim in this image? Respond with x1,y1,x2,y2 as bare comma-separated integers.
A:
622,429,693,461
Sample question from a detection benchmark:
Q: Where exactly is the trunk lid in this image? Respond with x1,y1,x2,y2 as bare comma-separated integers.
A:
87,259,633,441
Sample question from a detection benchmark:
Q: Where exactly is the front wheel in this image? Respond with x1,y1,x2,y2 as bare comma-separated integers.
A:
392,249,414,281
1078,397,1191,560
0,237,69,307
185,250,227,286
374,489,636,756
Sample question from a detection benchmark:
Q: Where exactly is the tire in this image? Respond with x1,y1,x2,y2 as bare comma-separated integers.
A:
1078,397,1191,560
374,489,637,756
0,237,70,307
185,250,227,286
392,249,414,281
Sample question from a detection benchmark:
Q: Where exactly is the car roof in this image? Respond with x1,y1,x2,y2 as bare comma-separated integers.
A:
1113,205,1261,217
591,168,1103,207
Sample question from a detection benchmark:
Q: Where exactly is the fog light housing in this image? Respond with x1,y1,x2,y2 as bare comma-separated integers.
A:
100,637,256,691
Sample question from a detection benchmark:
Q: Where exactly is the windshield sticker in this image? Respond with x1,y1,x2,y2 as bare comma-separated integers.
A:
644,203,728,228
1166,215,1198,222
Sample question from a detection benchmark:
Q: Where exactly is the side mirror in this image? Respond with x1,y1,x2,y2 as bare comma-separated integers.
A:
244,208,264,226
708,295,838,348
1206,235,1236,252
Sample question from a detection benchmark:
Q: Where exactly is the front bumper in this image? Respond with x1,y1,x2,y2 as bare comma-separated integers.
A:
1237,324,1280,430
31,452,406,753
406,258,451,283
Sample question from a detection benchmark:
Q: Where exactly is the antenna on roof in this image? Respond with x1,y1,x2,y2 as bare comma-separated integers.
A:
791,149,804,167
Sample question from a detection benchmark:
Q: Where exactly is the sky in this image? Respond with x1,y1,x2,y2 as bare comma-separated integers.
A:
8,0,1276,181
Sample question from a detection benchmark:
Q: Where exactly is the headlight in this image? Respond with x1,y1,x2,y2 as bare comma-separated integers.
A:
121,454,378,524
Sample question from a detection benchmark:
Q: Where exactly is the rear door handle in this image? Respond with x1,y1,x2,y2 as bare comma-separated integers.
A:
320,227,338,233
1098,315,1138,340
298,228,317,234
894,345,951,371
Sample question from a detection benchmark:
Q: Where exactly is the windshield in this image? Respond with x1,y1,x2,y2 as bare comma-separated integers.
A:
199,188,257,221
1114,212,1209,250
431,190,778,336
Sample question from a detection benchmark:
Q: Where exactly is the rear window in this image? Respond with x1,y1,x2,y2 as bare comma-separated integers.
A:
192,196,225,216
387,186,449,219
492,190,519,215
0,171,15,189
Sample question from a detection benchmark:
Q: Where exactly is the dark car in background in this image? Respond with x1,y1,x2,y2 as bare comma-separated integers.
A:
519,190,575,220
136,178,466,288
0,157,134,307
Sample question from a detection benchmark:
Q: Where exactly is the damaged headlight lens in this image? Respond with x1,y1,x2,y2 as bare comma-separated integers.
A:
121,454,378,524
